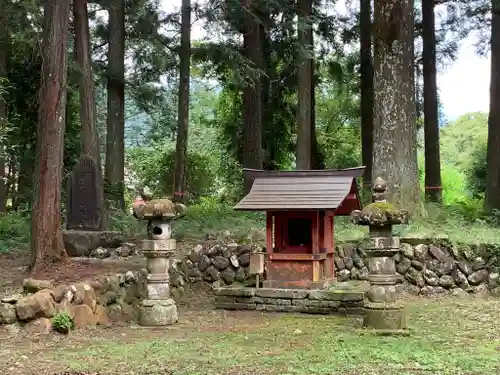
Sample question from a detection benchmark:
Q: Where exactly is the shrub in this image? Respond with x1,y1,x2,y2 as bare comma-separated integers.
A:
0,212,30,252
52,311,74,334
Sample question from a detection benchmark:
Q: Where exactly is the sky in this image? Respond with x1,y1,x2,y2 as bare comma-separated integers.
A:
162,1,490,121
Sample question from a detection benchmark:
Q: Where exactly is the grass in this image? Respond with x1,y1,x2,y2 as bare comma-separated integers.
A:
7,297,498,375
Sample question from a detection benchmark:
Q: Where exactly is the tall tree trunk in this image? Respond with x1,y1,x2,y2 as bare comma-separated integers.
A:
372,0,420,211
242,1,263,194
422,0,442,202
74,0,101,165
173,0,191,204
360,0,373,187
484,0,500,214
105,0,125,210
310,61,324,170
0,0,7,213
296,0,312,170
30,0,70,275
74,0,104,226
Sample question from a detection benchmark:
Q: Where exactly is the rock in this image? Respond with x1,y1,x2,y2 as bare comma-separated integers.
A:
0,323,21,336
393,253,402,263
212,256,229,270
472,257,486,271
1,294,22,304
23,278,53,293
236,244,252,256
472,284,490,296
411,260,425,271
198,255,211,272
350,267,359,279
124,270,137,284
187,268,202,278
421,286,446,296
234,267,247,282
450,245,460,260
72,305,97,329
49,285,69,303
403,284,421,296
90,246,110,259
221,268,235,284
414,244,428,260
439,275,454,289
334,256,345,270
115,243,136,257
400,243,414,259
229,254,239,268
239,253,251,267
227,242,239,252
16,290,56,321
486,256,498,271
204,266,220,282
71,283,97,312
207,244,223,257
0,303,17,324
95,305,111,326
189,245,203,263
457,261,473,276
24,317,52,335
491,287,500,297
358,267,369,280
341,243,355,259
488,272,499,288
63,230,124,257
437,261,455,276
452,269,469,289
344,258,354,270
353,257,365,269
170,273,185,288
468,270,489,285
451,288,469,297
405,267,425,287
423,269,439,286
337,269,350,282
428,245,452,262
397,257,412,274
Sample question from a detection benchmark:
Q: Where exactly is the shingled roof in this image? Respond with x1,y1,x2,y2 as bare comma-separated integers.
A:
234,167,365,211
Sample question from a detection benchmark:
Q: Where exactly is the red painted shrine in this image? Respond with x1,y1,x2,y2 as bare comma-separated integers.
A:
234,167,365,289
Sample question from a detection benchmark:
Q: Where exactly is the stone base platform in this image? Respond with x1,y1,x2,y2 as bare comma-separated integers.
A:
214,280,369,315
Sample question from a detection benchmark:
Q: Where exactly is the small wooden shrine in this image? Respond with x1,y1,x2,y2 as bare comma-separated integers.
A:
234,167,364,289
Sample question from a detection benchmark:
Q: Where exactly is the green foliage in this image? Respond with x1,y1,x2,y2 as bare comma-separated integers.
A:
127,144,216,204
0,213,31,252
52,312,75,334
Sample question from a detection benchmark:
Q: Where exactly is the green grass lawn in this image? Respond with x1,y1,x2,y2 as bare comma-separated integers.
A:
5,296,497,375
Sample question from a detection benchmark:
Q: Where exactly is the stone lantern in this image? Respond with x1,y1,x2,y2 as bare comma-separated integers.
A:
350,177,409,334
134,198,187,326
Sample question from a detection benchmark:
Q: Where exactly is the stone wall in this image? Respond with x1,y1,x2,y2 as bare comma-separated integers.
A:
334,238,500,296
0,271,147,334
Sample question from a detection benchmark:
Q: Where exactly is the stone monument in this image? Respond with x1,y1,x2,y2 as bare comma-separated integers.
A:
134,198,187,326
350,177,409,334
66,154,104,230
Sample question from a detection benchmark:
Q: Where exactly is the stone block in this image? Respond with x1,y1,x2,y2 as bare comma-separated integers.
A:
308,290,363,302
291,299,340,308
139,299,178,326
213,287,255,297
215,302,257,310
255,288,308,299
256,304,301,313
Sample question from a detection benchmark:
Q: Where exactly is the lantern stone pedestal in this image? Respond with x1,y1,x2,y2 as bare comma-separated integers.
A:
134,199,187,326
351,178,409,335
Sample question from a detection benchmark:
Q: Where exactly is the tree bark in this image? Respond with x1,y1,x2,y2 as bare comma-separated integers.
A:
0,0,7,212
242,0,263,194
74,0,101,165
30,0,70,275
360,0,373,188
74,0,104,226
173,0,191,204
105,0,125,210
296,0,312,170
372,0,421,211
484,0,500,214
422,0,442,202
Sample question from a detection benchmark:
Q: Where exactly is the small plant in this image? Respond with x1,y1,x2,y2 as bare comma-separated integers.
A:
52,311,75,334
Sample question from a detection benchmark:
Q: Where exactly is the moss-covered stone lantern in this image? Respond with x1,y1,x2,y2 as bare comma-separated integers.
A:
350,177,409,334
134,198,187,326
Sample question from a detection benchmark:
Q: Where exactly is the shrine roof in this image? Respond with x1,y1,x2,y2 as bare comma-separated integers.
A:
234,167,365,211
